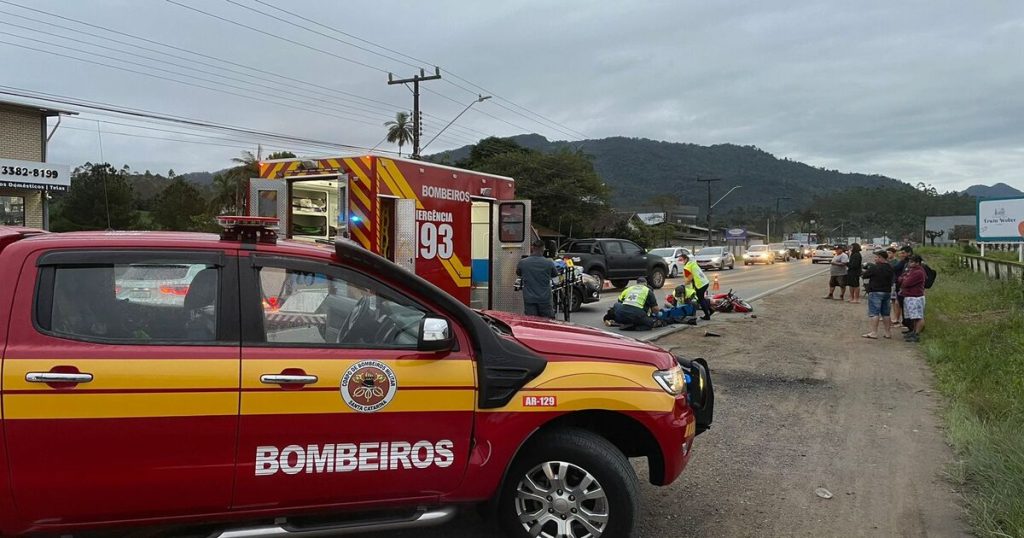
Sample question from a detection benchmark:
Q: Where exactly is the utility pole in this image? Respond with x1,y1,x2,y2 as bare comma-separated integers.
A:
388,67,442,159
697,177,721,245
773,196,791,242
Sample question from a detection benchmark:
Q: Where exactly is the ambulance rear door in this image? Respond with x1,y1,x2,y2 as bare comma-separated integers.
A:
490,200,531,313
249,178,289,235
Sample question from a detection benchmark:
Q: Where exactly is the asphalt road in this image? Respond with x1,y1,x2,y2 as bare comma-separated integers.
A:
566,258,828,338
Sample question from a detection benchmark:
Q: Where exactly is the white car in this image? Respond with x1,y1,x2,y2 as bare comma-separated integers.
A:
647,246,691,278
743,244,776,265
695,246,736,270
811,244,835,264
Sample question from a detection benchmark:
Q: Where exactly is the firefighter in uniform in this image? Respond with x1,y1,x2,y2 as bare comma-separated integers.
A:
679,252,714,320
611,277,661,330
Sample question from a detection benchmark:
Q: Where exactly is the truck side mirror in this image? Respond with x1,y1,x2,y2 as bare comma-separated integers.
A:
417,316,454,352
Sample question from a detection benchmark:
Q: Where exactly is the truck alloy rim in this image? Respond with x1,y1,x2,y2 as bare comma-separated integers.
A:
514,460,609,538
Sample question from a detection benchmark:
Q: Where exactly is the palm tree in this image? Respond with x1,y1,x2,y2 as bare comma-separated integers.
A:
209,172,237,214
228,150,259,213
384,112,414,157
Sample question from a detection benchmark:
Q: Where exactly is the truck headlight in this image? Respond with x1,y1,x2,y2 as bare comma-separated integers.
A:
653,365,685,395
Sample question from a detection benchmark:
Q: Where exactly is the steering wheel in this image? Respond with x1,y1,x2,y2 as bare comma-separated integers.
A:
338,295,376,344
376,316,422,346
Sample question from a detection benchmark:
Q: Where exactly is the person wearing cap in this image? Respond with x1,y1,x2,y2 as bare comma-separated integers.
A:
898,254,927,342
613,277,660,330
861,250,895,339
516,239,557,318
679,251,713,320
825,245,849,300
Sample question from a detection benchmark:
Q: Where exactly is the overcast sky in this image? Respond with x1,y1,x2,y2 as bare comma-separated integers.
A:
2,0,1021,192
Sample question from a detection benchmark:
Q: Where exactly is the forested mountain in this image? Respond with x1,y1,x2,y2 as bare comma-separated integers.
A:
431,134,907,212
963,183,1023,199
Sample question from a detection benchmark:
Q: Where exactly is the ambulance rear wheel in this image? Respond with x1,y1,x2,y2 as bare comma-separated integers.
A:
498,428,637,538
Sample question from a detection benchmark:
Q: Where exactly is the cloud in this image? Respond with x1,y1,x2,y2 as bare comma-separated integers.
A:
1,0,1018,192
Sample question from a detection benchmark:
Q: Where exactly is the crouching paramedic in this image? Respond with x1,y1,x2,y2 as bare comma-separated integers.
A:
613,277,660,330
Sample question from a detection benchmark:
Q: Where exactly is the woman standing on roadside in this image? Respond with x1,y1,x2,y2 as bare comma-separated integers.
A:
846,243,863,304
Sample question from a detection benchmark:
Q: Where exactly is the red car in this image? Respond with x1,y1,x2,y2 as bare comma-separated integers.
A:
0,220,712,537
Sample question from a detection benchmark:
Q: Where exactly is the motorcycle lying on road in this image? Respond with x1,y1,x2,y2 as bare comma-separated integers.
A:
709,289,754,313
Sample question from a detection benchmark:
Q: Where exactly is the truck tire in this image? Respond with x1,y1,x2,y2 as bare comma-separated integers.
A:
669,265,678,278
497,428,637,538
647,267,666,289
610,279,630,289
570,288,583,313
587,269,605,290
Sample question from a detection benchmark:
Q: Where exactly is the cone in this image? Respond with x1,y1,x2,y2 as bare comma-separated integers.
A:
712,273,720,291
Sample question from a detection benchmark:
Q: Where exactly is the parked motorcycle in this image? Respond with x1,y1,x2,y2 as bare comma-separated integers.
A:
709,289,753,313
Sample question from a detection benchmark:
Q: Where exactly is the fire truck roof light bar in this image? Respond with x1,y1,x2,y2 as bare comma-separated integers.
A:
217,216,279,244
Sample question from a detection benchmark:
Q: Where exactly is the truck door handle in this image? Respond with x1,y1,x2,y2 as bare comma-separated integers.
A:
260,374,318,385
26,372,94,384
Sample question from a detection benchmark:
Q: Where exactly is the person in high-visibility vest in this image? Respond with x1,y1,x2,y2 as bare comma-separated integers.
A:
611,276,660,330
679,252,713,320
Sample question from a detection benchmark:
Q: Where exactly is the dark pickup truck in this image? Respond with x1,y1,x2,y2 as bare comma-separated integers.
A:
560,238,670,289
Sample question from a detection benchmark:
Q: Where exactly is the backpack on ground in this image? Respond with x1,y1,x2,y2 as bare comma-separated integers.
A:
923,263,937,289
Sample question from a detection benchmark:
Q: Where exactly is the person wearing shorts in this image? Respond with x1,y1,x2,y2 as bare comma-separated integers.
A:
825,245,849,299
898,254,927,343
861,250,894,339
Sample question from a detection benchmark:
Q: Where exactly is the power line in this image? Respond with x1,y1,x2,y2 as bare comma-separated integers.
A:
0,0,408,113
248,0,591,140
0,36,397,130
0,86,395,153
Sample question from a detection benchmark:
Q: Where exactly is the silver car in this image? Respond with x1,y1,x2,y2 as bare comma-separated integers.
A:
647,246,691,278
811,244,835,264
695,246,735,270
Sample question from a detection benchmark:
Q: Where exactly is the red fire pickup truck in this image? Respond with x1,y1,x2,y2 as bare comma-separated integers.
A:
0,220,712,537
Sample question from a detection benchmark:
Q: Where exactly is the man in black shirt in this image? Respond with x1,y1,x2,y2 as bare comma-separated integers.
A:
862,250,895,339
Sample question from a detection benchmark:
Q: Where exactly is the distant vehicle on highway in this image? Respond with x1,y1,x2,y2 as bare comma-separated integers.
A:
782,239,805,259
694,246,735,270
811,244,835,264
647,246,691,277
743,244,776,265
769,243,791,262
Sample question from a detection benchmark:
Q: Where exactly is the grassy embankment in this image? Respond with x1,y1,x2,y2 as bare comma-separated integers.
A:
917,247,1024,536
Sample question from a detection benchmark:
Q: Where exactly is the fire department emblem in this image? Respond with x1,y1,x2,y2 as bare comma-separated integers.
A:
341,360,398,413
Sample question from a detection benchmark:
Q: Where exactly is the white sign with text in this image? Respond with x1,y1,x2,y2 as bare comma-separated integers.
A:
977,197,1024,241
0,158,71,191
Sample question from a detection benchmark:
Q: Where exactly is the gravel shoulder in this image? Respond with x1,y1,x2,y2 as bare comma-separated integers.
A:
647,276,966,537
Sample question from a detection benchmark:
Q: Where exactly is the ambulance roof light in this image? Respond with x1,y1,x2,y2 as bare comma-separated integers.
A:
217,215,279,244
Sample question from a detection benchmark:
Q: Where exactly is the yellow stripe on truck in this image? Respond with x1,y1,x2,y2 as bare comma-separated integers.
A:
479,389,674,413
3,359,237,391
242,389,475,416
239,359,475,390
5,392,238,420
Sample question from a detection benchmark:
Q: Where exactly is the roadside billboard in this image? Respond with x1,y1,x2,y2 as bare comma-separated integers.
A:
725,227,747,240
977,197,1024,242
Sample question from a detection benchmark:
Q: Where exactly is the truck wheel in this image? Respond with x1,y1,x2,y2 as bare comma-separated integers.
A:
498,428,637,538
610,279,630,289
669,265,678,278
647,267,666,289
588,269,605,290
570,288,583,312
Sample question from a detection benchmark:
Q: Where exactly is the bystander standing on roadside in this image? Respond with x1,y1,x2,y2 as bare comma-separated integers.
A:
886,246,901,324
898,254,927,342
825,245,849,300
847,243,863,304
516,239,557,318
892,246,913,331
861,250,895,339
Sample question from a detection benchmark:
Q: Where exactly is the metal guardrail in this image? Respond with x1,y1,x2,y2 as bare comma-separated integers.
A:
955,253,1024,282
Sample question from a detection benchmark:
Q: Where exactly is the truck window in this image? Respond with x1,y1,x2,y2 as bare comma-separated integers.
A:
39,261,220,343
604,241,623,255
619,241,643,256
256,266,427,348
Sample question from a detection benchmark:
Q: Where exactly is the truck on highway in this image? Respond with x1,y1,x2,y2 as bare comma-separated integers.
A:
560,237,671,289
0,221,713,537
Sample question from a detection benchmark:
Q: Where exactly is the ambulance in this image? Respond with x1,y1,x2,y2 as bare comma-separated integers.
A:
249,154,529,312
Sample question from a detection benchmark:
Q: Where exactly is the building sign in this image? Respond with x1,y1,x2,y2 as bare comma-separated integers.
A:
725,227,747,240
977,197,1024,242
0,158,71,192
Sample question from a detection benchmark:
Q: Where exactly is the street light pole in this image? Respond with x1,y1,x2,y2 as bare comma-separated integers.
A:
420,94,491,152
772,196,791,242
697,177,721,246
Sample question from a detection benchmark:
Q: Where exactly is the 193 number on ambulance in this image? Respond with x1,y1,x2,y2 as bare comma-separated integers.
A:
419,222,453,260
